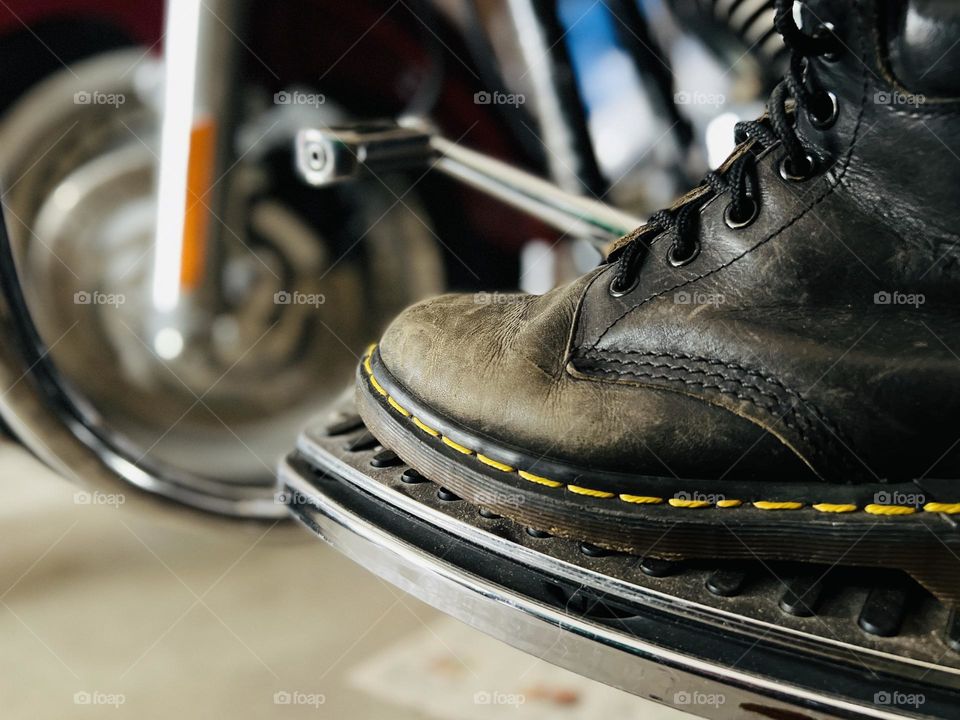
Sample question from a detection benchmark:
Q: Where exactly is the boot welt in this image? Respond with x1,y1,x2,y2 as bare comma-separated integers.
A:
357,346,960,605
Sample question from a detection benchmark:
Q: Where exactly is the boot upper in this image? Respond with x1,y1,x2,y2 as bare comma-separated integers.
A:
378,0,960,489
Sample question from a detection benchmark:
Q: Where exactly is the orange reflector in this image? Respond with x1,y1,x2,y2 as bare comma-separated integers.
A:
181,118,216,289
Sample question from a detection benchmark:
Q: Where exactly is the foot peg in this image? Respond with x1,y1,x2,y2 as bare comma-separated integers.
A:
279,400,960,719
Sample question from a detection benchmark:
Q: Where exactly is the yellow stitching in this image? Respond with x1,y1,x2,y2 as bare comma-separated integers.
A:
924,502,960,514
361,352,952,516
619,494,663,505
864,504,916,515
568,485,615,498
518,470,563,488
441,436,473,455
412,417,440,437
668,499,711,508
477,454,515,472
812,503,858,513
716,499,742,508
369,374,388,397
387,397,411,416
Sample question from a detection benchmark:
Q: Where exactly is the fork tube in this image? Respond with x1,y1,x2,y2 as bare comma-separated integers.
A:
151,0,241,357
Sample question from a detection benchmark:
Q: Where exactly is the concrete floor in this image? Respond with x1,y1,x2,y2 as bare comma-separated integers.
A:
0,441,695,719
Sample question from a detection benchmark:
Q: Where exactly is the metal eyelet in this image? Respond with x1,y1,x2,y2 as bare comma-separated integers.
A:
608,273,638,298
667,240,700,268
814,22,841,62
807,90,839,129
779,154,816,182
723,197,759,230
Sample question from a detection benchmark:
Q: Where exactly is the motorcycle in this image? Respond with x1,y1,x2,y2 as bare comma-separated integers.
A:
2,1,953,718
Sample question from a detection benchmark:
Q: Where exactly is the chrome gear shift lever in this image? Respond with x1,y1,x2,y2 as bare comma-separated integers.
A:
295,120,643,250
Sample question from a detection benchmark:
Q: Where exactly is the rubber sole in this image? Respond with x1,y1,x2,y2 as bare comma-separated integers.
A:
357,348,960,605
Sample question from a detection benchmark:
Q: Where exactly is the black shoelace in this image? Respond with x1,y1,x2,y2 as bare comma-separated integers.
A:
609,0,842,296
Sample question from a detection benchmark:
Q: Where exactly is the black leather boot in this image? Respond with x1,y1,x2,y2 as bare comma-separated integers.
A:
357,0,960,602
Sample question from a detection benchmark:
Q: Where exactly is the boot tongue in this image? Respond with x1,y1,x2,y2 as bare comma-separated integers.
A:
885,0,960,97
